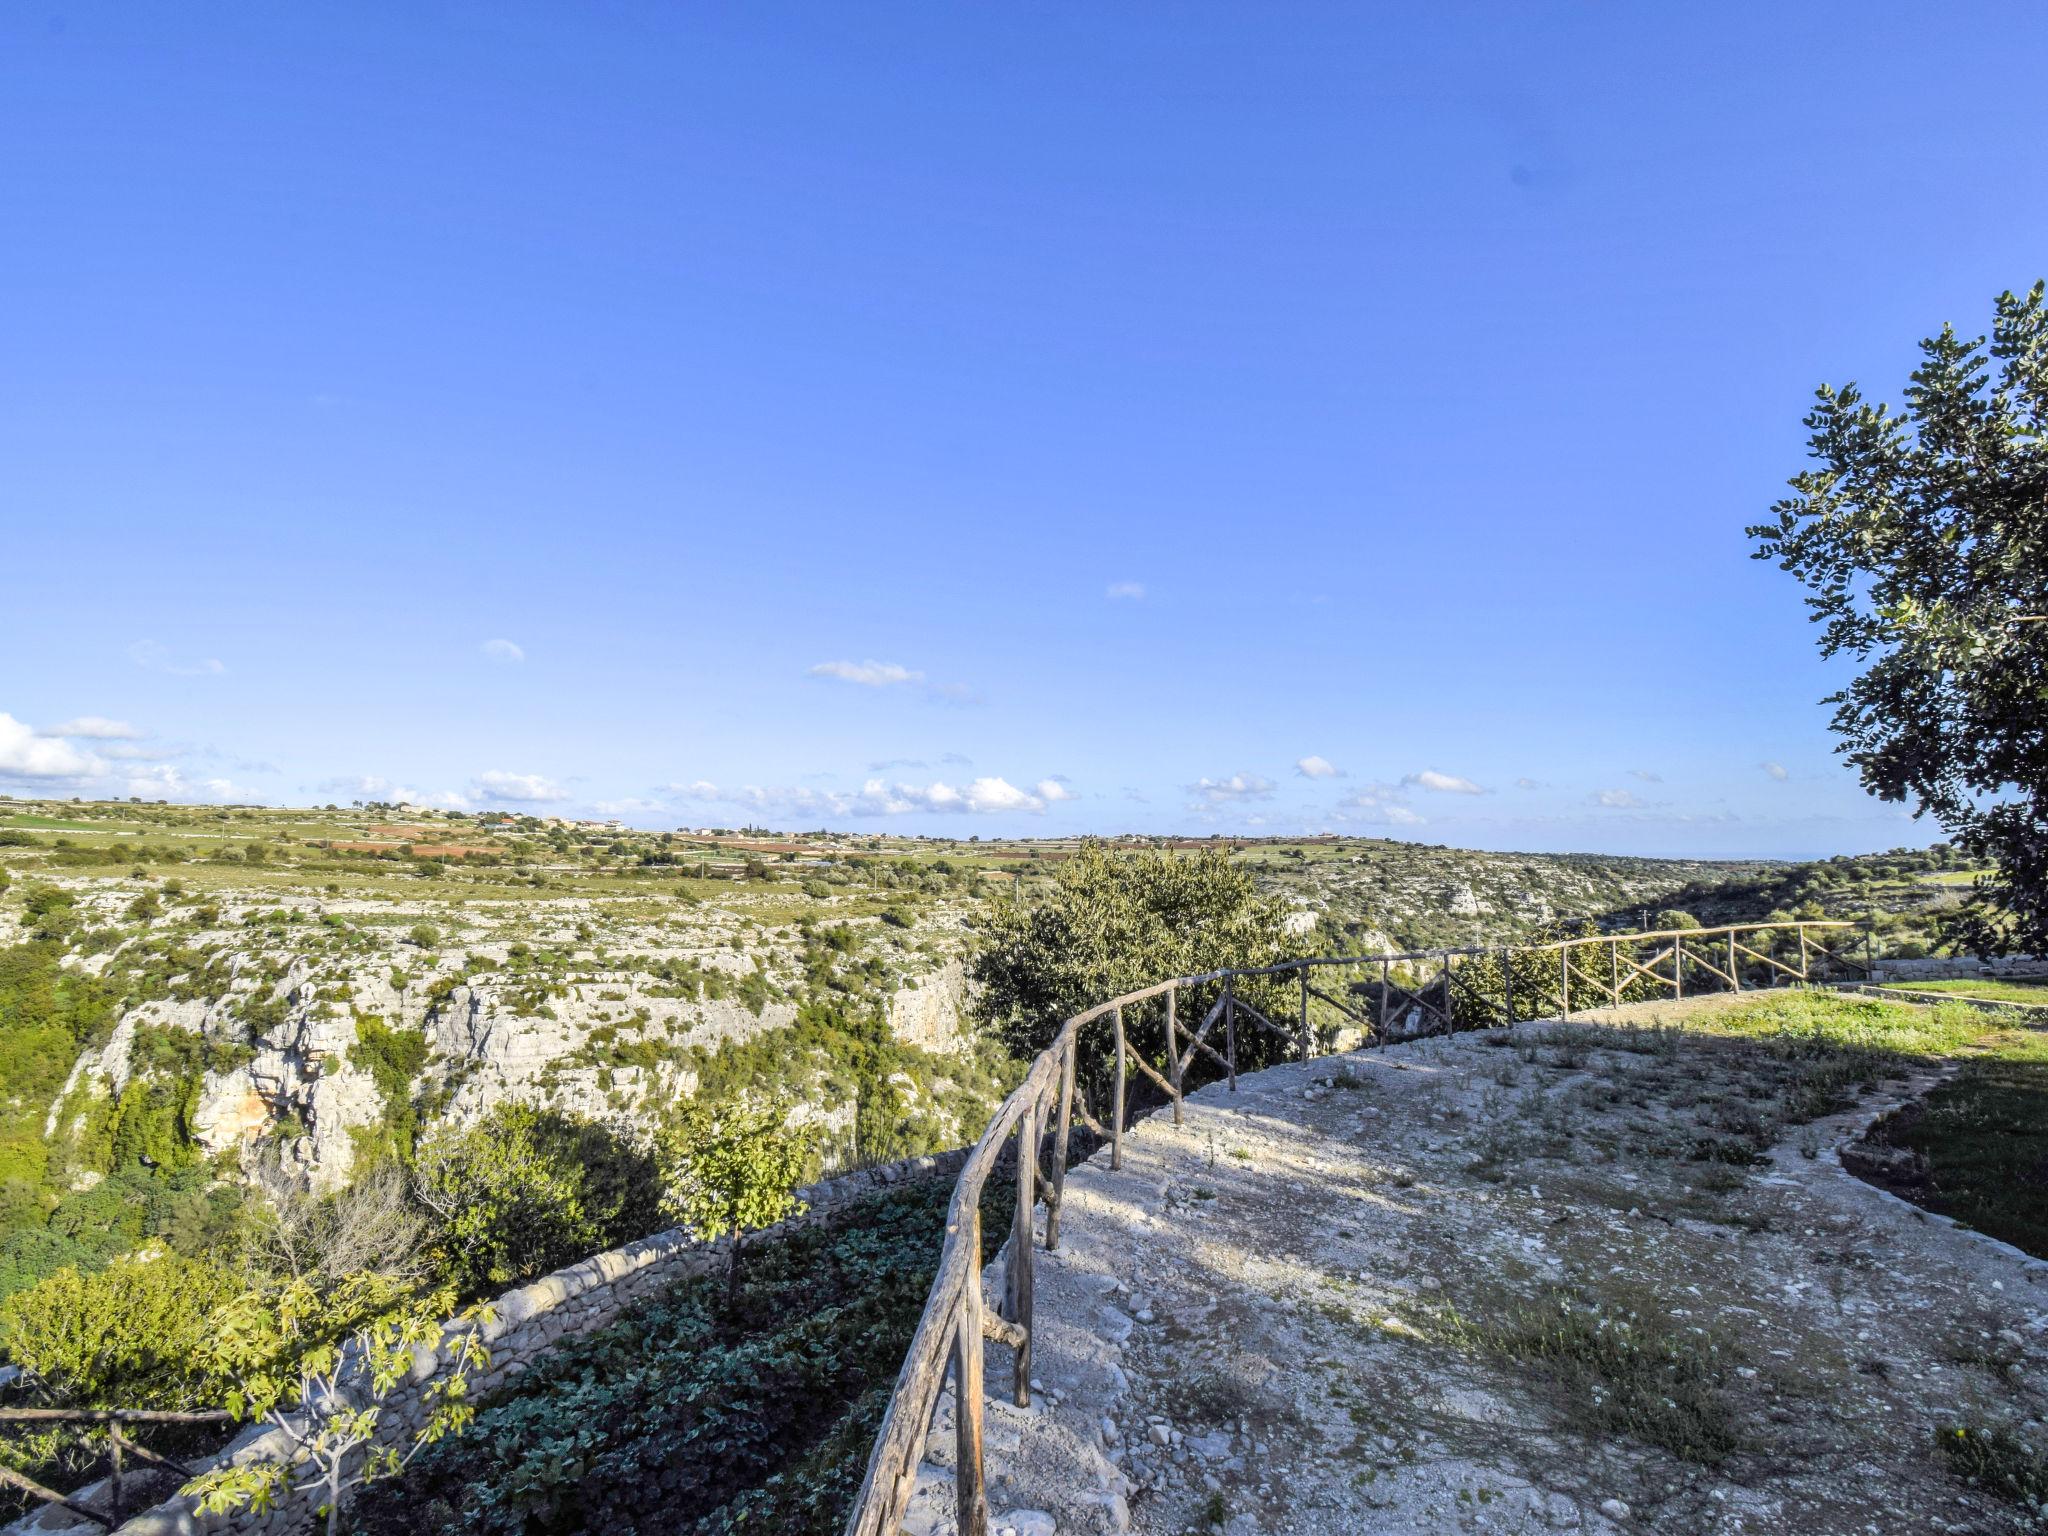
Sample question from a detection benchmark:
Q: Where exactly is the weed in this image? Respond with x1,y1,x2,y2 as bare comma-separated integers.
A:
1426,1291,1739,1464
1937,1423,2048,1518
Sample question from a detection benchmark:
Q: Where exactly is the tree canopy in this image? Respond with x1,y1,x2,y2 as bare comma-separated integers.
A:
1752,282,2048,955
968,842,1294,1065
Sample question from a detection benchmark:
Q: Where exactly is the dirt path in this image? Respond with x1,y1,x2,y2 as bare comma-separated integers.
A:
901,1004,2048,1536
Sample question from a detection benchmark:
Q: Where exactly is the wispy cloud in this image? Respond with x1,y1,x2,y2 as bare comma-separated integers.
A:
130,640,225,676
473,769,570,804
1760,761,1789,782
40,716,142,740
1592,787,1647,809
1295,755,1343,780
123,763,248,802
808,660,923,688
1106,581,1147,601
1513,777,1544,790
1186,772,1276,805
1403,769,1486,795
317,774,471,809
670,773,1067,817
1334,790,1424,826
1629,768,1663,783
480,638,526,663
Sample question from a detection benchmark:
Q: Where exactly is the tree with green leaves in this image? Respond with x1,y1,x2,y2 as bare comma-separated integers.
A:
968,841,1294,1088
656,1098,815,1299
411,1104,665,1294
1752,282,2048,955
181,1278,489,1536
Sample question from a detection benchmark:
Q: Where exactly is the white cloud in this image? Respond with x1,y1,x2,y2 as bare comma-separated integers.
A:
317,774,470,809
1593,788,1647,809
1106,581,1147,601
41,716,142,740
474,770,570,804
593,797,666,816
808,660,923,688
1403,769,1486,795
1629,768,1663,783
668,773,1058,818
1333,790,1424,827
1186,772,1277,805
1295,755,1343,780
0,714,100,779
480,638,526,663
1513,777,1543,790
1760,761,1789,782
123,764,248,802
129,640,225,676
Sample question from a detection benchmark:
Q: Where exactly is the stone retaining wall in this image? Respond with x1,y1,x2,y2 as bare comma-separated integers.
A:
10,1148,968,1536
1868,954,2046,982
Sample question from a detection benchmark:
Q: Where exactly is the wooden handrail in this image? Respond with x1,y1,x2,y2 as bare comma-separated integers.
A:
841,918,1871,1536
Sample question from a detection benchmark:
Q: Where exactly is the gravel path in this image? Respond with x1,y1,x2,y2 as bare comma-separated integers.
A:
900,1007,2048,1536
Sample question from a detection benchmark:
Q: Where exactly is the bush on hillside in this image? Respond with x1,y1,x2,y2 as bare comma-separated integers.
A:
413,1105,665,1296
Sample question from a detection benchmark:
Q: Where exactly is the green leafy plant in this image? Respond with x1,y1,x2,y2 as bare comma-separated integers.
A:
182,1279,490,1536
657,1098,816,1297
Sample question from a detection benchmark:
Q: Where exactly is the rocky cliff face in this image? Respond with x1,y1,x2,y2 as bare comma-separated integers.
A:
45,890,979,1192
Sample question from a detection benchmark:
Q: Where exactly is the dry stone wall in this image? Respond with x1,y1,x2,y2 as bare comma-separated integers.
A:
8,1148,968,1536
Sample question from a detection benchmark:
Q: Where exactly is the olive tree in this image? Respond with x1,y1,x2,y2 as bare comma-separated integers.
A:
969,841,1294,1092
1752,282,2048,955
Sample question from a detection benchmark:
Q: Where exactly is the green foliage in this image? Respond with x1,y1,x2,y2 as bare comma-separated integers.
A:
413,1105,665,1295
350,1015,431,1160
349,1176,1013,1536
656,1099,813,1290
185,1279,491,1536
0,1253,238,1408
969,841,1293,1088
1936,1423,2048,1518
1751,281,2048,957
972,843,1284,1040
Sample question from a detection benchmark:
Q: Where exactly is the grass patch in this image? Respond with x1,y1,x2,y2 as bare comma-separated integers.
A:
1424,1291,1739,1464
1887,978,2048,1006
1854,1028,2048,1258
1936,1422,2048,1517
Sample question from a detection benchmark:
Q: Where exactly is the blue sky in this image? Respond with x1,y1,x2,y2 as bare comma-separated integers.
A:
4,4,2044,857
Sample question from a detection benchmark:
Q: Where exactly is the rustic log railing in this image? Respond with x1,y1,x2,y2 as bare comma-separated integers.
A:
841,920,1866,1536
0,1408,233,1529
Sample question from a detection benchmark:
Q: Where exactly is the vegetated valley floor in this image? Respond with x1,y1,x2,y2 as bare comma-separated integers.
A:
905,992,2048,1536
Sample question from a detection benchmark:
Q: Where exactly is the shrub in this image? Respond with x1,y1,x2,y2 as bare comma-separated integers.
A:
412,1105,665,1295
0,1253,237,1408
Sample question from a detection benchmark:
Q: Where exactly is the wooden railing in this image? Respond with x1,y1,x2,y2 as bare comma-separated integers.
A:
840,920,1867,1536
0,1408,232,1529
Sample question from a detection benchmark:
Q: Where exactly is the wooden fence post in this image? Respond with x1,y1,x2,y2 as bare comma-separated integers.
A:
1045,1036,1075,1250
1674,936,1684,1000
1798,925,1809,982
1111,1008,1126,1172
1298,966,1311,1059
1010,1102,1036,1407
1503,948,1514,1025
1729,930,1740,993
1166,987,1183,1125
955,1208,988,1536
1438,950,1452,1033
1609,939,1620,1006
1224,974,1238,1090
1560,946,1571,1020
